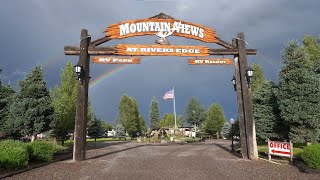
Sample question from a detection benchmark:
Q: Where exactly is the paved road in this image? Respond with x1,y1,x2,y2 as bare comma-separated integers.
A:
5,140,320,180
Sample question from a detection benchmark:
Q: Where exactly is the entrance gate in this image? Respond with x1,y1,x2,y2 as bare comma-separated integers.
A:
64,13,258,162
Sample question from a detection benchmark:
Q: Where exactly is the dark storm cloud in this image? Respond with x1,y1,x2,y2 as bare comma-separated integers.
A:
0,0,319,124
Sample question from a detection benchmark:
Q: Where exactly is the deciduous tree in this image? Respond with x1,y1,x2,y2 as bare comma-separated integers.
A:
204,103,226,138
50,62,77,146
118,94,141,138
250,63,266,94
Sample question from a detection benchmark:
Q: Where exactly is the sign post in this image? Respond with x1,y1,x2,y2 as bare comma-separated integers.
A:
268,139,293,161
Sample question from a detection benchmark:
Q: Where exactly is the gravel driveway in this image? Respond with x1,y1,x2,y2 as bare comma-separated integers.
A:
4,140,320,180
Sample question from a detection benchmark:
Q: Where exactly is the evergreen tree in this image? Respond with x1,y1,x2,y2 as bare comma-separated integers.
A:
114,124,126,140
253,80,287,141
204,103,226,138
278,41,320,143
250,63,267,94
0,83,15,135
177,115,185,127
4,97,26,139
221,122,231,139
139,116,147,134
88,118,105,141
149,96,160,130
229,119,240,138
185,97,206,127
16,66,54,141
50,62,77,145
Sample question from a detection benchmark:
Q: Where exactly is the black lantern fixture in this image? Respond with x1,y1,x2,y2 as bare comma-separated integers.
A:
231,75,236,91
246,66,253,85
74,64,83,81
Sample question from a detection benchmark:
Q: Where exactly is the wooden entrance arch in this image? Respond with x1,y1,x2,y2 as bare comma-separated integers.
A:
64,13,258,162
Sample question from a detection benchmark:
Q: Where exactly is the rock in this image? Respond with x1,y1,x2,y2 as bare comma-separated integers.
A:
161,140,167,143
137,138,141,143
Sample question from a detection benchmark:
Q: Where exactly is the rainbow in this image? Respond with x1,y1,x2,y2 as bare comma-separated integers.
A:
88,57,153,89
89,64,129,89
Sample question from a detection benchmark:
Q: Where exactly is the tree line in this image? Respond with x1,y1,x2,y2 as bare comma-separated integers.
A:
252,34,320,144
0,62,113,145
147,96,227,138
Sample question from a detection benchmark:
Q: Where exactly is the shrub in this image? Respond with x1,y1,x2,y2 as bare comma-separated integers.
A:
301,144,320,169
185,137,201,143
28,141,54,162
0,140,29,169
0,140,28,149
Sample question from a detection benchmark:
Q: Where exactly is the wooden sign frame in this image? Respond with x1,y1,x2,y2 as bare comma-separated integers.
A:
64,13,258,162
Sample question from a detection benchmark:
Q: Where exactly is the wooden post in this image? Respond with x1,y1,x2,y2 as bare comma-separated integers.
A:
268,139,271,161
236,32,258,160
73,29,91,162
233,39,249,159
290,141,293,161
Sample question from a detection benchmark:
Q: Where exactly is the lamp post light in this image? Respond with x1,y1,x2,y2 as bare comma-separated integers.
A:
230,118,235,152
246,66,254,86
231,75,236,91
74,64,83,82
192,110,196,138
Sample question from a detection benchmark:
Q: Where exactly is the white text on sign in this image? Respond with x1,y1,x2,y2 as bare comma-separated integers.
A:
91,57,140,64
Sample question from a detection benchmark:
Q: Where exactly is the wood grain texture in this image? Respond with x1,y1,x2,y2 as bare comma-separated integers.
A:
73,29,90,162
115,44,209,56
64,46,257,56
188,58,233,65
105,18,219,43
91,57,140,64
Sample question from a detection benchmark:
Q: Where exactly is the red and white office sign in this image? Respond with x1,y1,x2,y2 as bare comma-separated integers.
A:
268,139,293,161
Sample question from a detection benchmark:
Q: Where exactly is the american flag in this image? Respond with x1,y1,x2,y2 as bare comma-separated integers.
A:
163,89,174,100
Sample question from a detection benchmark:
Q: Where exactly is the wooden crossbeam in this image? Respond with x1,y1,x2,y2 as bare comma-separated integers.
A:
64,46,257,56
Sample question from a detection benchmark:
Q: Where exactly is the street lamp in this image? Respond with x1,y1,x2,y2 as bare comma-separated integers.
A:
231,75,236,91
230,118,235,152
74,64,83,82
192,110,196,138
246,66,254,85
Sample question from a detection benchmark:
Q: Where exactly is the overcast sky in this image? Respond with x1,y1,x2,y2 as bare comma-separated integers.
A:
0,0,319,126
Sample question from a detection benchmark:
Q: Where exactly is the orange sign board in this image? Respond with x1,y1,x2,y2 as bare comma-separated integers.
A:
105,18,218,43
91,57,140,64
115,44,209,56
188,58,233,65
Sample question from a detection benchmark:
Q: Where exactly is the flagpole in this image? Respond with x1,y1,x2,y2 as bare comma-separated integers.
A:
173,86,177,128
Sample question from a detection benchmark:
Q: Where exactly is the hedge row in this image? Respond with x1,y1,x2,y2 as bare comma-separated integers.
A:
0,140,55,170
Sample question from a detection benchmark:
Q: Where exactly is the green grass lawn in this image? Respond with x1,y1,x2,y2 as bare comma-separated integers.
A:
63,137,132,147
